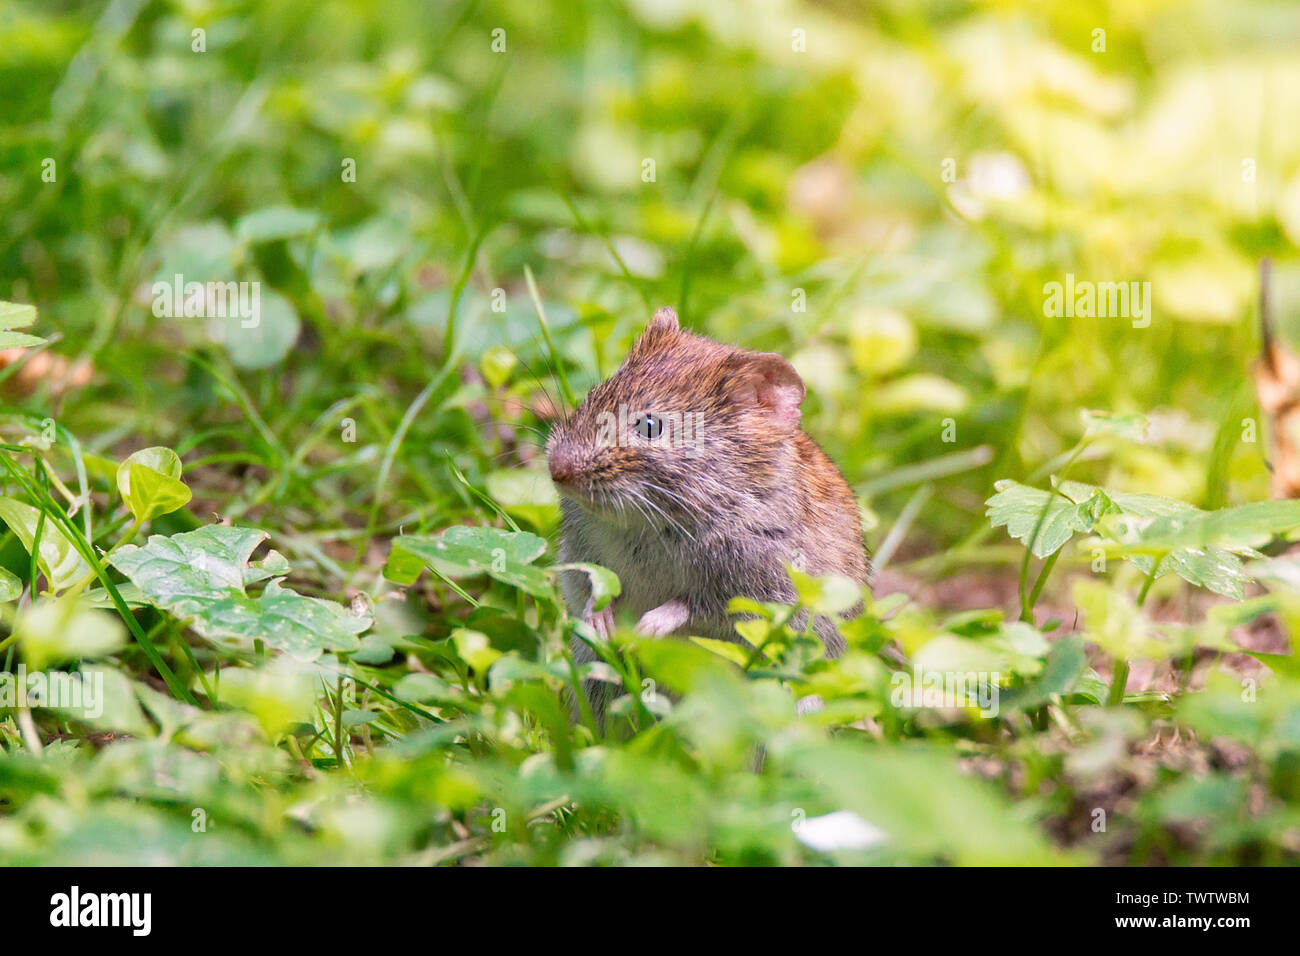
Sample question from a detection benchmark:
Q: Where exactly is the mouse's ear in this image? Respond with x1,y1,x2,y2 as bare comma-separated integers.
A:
648,306,680,333
734,352,805,425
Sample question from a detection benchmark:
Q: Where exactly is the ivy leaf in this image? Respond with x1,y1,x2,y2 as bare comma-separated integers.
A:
0,497,93,591
385,526,554,599
110,526,369,659
116,447,192,522
0,301,47,349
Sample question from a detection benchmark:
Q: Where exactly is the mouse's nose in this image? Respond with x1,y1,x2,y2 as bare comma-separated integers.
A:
548,445,581,485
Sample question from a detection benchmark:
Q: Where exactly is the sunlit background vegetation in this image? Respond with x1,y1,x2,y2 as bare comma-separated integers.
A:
1,0,1299,865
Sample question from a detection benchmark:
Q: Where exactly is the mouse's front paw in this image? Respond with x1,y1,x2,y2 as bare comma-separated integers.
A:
586,604,615,639
582,606,616,642
635,600,690,638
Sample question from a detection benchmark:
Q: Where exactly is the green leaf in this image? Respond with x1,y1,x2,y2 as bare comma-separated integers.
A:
996,479,1249,597
0,301,37,328
44,665,153,737
116,447,191,522
221,288,301,369
1150,774,1246,824
485,467,559,527
479,346,518,388
1245,556,1300,591
0,567,21,602
688,636,752,667
393,672,459,704
552,562,621,610
1131,548,1248,600
1055,480,1193,517
15,597,127,671
985,480,1093,558
0,497,93,591
1071,578,1164,661
1000,635,1086,711
385,526,555,599
234,205,322,244
0,301,47,349
110,526,369,659
790,742,1086,864
1105,499,1300,552
219,659,317,737
789,568,861,615
451,627,500,672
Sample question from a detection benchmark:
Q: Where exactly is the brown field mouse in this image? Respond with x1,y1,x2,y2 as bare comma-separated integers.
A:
547,307,869,675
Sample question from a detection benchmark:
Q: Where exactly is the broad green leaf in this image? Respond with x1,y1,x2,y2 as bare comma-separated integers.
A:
111,526,369,659
1245,556,1300,590
154,221,238,284
385,525,554,599
995,479,1248,597
0,301,37,328
1175,671,1300,758
985,480,1093,557
0,301,47,349
912,633,1010,677
1104,499,1300,552
0,497,92,591
82,452,120,487
116,447,191,522
2,805,275,866
1151,774,1246,824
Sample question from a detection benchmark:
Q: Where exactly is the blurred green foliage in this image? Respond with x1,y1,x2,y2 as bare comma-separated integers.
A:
1,0,1299,864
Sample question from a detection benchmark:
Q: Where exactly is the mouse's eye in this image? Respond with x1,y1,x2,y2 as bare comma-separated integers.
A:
633,413,664,440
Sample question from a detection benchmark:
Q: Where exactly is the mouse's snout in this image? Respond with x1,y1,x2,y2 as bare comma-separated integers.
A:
547,441,583,486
